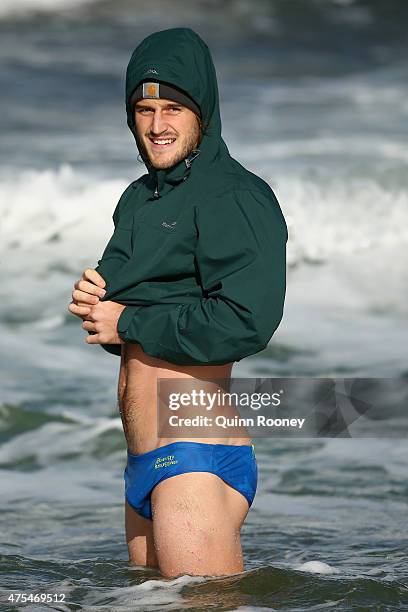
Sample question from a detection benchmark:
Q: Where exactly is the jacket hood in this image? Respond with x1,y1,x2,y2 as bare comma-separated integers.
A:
125,28,229,192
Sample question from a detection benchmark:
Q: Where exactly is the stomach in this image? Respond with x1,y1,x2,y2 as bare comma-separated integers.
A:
118,342,252,455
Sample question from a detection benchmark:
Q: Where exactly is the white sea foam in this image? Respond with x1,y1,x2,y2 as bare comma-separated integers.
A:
81,574,205,611
277,174,408,266
295,560,339,574
1,164,407,377
0,165,127,320
1,164,407,280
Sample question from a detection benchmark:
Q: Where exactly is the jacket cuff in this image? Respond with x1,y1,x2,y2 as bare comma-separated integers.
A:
117,305,142,340
100,344,122,357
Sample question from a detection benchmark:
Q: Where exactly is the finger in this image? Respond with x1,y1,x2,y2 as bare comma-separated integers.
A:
85,332,100,344
82,320,96,332
72,289,100,304
68,302,91,317
77,280,106,298
78,303,95,321
83,268,106,289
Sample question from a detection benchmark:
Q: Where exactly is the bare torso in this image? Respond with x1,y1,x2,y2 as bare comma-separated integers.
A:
118,342,252,455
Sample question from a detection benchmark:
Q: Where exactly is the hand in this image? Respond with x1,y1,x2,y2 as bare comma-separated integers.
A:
68,268,107,320
83,300,126,345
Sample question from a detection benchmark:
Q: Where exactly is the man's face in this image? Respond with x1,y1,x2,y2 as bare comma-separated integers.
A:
134,98,201,169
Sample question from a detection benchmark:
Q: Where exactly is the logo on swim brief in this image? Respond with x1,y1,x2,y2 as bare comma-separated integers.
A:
154,454,178,469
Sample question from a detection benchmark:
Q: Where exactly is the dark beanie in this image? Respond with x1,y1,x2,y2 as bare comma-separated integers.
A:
130,81,201,118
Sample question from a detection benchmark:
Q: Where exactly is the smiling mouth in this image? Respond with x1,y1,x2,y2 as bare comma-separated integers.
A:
149,137,177,147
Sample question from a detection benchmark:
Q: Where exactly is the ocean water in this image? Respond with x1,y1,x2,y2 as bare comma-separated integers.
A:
0,0,407,610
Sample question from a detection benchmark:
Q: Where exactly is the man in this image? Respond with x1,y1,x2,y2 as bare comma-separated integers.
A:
69,28,287,577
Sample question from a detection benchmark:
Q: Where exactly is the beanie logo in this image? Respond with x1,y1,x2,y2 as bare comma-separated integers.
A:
145,68,158,75
143,82,160,99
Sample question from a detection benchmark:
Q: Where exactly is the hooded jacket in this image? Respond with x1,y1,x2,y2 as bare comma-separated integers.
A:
94,27,288,365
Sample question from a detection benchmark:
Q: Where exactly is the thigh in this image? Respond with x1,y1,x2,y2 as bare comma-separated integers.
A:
125,500,159,568
151,472,249,577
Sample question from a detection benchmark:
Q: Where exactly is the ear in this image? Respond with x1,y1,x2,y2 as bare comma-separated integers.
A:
196,115,204,134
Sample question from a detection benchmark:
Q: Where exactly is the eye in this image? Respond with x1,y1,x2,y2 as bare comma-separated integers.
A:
168,106,182,112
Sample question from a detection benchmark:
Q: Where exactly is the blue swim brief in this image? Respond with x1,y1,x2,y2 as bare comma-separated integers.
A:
124,441,258,521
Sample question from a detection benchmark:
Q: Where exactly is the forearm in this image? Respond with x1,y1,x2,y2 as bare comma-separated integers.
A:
117,295,285,365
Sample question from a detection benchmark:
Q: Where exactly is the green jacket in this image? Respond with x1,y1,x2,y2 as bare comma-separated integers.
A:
94,27,288,365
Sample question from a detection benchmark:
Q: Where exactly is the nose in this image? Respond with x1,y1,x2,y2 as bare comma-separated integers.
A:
151,109,168,135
